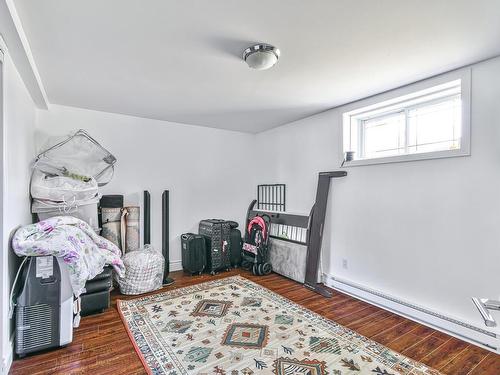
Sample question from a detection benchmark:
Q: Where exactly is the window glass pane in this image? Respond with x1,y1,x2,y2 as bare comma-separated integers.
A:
362,112,405,158
407,96,461,154
343,78,467,163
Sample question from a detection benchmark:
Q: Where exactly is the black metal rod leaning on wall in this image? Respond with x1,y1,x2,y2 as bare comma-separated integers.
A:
143,191,151,245
162,190,174,285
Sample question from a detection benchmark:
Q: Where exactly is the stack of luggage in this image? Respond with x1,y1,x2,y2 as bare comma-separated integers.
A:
181,219,242,275
30,130,116,232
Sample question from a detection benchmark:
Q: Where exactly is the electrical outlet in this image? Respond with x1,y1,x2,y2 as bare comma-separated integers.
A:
342,258,348,269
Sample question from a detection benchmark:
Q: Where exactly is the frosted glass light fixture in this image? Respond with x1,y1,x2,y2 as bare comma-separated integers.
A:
243,44,280,70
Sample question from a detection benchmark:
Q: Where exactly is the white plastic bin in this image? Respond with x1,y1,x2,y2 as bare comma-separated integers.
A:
32,197,100,232
30,169,98,202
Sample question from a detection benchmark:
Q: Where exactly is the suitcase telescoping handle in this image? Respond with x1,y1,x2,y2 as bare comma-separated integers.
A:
181,233,196,240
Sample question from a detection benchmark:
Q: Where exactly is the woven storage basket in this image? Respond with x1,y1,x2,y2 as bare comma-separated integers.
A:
117,245,164,295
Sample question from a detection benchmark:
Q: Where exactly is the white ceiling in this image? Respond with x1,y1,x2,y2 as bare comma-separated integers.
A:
14,0,500,133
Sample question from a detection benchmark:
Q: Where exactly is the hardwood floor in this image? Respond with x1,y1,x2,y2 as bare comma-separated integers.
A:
9,270,500,374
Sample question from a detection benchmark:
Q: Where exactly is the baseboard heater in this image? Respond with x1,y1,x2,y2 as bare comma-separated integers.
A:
324,274,500,354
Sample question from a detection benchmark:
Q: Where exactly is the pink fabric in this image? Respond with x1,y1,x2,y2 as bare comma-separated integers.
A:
247,216,267,240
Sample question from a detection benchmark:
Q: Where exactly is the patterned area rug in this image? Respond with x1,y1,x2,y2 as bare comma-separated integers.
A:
118,276,440,375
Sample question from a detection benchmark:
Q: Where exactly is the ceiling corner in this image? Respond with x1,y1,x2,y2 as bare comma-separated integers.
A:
1,0,49,109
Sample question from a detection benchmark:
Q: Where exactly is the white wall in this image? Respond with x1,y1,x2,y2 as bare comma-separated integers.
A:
1,50,36,371
36,105,256,270
255,56,500,334
36,58,500,336
8,36,500,363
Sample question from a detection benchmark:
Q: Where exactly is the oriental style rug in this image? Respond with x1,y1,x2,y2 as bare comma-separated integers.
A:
118,276,440,375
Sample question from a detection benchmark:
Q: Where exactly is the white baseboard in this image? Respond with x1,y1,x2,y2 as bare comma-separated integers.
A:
323,274,500,354
170,260,182,272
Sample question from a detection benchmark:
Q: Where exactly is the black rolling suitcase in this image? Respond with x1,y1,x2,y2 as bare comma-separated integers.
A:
181,233,206,275
199,219,231,275
227,221,242,268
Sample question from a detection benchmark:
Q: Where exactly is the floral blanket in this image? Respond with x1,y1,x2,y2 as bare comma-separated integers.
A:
12,216,125,297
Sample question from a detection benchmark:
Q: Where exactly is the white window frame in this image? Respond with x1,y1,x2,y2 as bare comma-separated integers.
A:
341,68,471,167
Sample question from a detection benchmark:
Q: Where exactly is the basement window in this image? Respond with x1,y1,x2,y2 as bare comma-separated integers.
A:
342,69,471,166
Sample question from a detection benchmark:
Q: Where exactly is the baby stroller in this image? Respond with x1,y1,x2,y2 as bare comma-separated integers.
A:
242,214,272,276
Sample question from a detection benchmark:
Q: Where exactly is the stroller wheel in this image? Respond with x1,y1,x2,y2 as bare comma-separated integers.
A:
252,263,269,276
262,263,272,275
252,264,257,275
257,264,266,275
252,264,261,276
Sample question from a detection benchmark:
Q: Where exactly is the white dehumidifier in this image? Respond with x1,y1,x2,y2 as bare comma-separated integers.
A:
14,256,73,357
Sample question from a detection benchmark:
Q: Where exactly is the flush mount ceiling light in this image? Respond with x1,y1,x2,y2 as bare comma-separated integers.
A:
243,43,280,70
